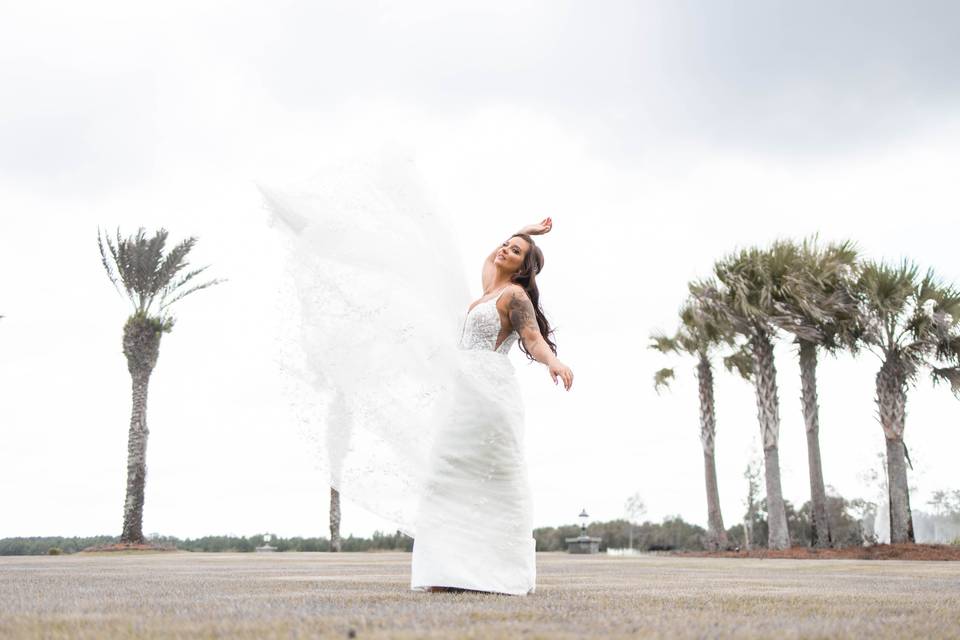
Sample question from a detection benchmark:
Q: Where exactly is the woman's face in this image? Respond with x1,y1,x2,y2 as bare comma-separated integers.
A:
494,236,530,274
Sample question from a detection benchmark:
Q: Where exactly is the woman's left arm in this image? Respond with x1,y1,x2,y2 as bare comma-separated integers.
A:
504,288,574,390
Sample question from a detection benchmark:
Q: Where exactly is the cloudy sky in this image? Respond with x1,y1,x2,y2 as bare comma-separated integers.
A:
2,0,959,540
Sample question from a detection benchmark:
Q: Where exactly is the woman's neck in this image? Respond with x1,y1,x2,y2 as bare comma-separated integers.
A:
485,276,514,295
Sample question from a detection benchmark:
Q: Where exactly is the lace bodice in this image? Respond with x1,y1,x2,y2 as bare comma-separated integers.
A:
458,289,518,355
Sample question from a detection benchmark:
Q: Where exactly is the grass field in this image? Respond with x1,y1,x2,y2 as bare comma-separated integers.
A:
2,552,959,639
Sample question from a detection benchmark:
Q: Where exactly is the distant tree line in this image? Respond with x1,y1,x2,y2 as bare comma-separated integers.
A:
0,536,118,556
8,487,959,556
540,490,889,553
729,492,876,550
0,531,413,556
535,517,707,552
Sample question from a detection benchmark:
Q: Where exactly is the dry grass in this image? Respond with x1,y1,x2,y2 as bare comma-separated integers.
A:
677,543,960,561
2,552,959,639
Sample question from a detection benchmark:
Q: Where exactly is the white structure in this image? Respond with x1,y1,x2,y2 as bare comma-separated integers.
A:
566,509,602,554
255,533,277,553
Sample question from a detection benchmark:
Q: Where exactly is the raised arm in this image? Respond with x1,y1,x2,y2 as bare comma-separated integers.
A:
481,245,499,291
502,285,574,390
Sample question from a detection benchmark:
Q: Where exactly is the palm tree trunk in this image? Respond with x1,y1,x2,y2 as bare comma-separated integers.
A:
121,371,151,543
696,355,727,551
120,317,161,544
798,340,831,548
703,453,726,550
884,438,913,543
751,330,790,550
877,356,914,544
330,487,342,552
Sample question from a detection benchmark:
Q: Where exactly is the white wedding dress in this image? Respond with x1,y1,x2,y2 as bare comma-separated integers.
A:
410,287,536,595
261,156,536,596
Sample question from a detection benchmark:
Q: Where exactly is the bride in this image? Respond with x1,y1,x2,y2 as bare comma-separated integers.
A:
261,158,573,597
413,219,574,595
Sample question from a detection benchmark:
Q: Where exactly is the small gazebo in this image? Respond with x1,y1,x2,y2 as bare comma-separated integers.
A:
255,533,277,553
566,509,601,554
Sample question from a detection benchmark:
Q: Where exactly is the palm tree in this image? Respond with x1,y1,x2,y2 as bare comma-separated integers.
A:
698,242,798,549
98,228,222,544
768,238,859,547
856,260,960,544
651,296,746,550
329,488,342,552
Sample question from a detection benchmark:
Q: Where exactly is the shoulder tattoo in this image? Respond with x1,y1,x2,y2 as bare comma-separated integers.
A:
507,288,537,333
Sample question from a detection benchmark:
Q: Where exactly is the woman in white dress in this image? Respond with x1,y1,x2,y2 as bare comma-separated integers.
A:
412,219,574,595
261,158,573,597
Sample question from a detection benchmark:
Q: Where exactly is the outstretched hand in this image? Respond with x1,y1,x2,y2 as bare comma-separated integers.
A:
548,358,574,391
520,217,552,236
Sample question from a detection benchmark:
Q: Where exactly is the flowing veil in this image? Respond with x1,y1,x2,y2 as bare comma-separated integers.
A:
260,156,471,536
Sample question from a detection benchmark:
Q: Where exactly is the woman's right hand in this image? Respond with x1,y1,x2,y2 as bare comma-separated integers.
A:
519,217,552,236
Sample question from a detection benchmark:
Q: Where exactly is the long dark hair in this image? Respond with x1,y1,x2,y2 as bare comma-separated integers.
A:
510,233,557,360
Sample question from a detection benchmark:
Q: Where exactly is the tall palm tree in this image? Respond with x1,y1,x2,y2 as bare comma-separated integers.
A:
98,228,222,544
698,242,799,549
651,296,746,550
856,260,960,544
768,238,859,547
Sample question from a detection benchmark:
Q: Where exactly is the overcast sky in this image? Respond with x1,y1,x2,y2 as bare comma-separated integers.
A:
2,0,959,540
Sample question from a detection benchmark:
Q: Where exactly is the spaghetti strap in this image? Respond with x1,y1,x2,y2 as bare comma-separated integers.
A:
467,286,513,315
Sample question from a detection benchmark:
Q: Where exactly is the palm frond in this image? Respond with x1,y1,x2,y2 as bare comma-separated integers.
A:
712,243,796,331
898,342,925,384
97,227,123,298
690,278,751,336
931,367,960,397
99,228,139,310
111,229,133,297
649,331,680,355
723,345,753,382
157,264,218,311
915,268,943,304
858,259,918,322
936,335,960,363
165,265,209,296
159,277,226,310
654,368,675,394
147,236,197,310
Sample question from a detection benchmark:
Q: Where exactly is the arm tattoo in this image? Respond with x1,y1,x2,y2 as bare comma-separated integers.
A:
507,290,538,338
